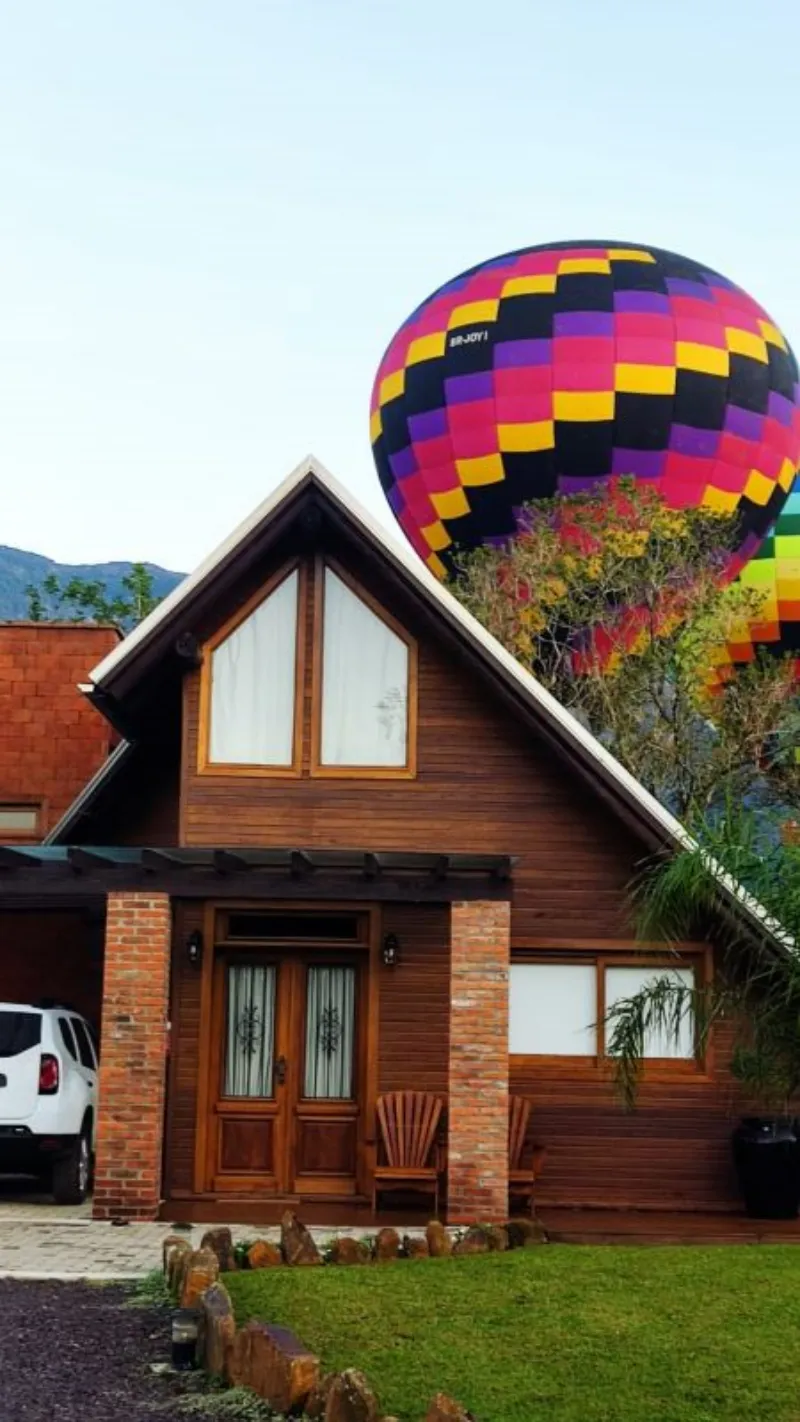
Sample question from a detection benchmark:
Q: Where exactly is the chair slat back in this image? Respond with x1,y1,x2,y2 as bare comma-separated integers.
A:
376,1091,443,1168
508,1095,531,1169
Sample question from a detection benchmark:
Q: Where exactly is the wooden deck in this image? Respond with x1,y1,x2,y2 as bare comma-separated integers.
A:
539,1207,800,1245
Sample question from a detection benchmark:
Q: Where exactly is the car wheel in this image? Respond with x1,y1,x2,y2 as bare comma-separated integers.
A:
52,1130,91,1206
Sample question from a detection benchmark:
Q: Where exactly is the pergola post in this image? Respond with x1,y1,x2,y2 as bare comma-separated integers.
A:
447,900,510,1223
92,892,171,1220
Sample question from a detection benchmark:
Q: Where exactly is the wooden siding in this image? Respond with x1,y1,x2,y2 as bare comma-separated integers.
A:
164,901,204,1196
512,1009,742,1212
378,905,450,1099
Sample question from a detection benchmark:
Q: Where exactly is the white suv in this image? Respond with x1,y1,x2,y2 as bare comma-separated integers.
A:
0,1003,98,1204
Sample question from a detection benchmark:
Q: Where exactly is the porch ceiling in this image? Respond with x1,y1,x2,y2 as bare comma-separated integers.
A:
0,846,515,901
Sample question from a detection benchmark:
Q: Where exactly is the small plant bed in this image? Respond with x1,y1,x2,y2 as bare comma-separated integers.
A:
224,1245,800,1422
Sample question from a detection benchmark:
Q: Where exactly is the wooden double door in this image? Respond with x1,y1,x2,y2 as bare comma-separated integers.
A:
207,947,364,1198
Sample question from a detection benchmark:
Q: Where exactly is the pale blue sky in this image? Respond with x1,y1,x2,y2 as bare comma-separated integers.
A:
0,1,797,569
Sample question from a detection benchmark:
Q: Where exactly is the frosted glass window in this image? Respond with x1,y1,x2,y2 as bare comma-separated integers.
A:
509,963,596,1056
321,568,409,767
0,806,39,833
605,966,695,1059
208,570,298,765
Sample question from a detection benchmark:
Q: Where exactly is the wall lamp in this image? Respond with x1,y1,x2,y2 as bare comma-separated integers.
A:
171,1307,201,1370
186,930,203,967
381,933,400,968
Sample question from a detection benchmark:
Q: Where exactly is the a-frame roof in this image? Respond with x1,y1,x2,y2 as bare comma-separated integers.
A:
57,454,787,950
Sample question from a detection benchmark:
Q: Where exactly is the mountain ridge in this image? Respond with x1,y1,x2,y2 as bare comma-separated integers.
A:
0,545,184,620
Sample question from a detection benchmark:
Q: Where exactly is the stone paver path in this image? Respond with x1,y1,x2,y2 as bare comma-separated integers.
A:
0,1177,421,1279
0,1218,197,1278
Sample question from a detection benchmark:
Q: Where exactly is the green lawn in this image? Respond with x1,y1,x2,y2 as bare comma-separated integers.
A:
224,1246,800,1422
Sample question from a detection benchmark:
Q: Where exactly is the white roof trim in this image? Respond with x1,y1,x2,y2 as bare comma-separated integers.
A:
84,453,789,950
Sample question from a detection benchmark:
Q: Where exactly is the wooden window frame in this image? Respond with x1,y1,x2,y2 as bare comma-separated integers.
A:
309,557,418,781
0,799,44,839
197,560,306,778
215,905,370,948
509,943,713,1082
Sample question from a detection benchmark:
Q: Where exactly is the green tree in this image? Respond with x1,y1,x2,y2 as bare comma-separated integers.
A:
25,562,161,632
452,479,800,819
606,808,800,1113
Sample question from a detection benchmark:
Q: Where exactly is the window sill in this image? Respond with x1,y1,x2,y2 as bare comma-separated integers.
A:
197,761,303,778
195,761,418,781
308,764,417,780
510,1054,710,1083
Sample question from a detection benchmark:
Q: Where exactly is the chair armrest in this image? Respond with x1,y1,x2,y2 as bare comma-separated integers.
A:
531,1143,547,1178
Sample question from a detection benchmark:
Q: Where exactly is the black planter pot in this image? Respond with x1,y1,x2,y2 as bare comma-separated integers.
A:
731,1117,800,1220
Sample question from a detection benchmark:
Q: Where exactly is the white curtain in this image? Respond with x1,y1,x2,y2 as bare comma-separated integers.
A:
224,963,276,1097
209,570,298,765
605,966,695,1059
304,966,356,1099
321,568,408,767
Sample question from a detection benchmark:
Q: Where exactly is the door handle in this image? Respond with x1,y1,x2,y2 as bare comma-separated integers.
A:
275,1055,287,1086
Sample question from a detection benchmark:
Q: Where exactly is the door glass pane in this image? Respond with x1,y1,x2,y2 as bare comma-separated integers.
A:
224,964,276,1097
304,966,356,1099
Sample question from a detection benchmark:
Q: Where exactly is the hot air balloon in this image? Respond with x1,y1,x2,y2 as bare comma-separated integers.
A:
370,241,800,666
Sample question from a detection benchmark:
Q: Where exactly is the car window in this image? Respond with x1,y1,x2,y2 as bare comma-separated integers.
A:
71,1019,95,1071
85,1023,99,1060
58,1017,79,1061
0,1011,41,1058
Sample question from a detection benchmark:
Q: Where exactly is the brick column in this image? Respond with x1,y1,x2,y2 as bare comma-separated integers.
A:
447,900,510,1224
93,892,171,1221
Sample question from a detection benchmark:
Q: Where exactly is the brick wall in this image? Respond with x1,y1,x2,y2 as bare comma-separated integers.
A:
447,900,511,1224
93,892,171,1221
0,623,119,838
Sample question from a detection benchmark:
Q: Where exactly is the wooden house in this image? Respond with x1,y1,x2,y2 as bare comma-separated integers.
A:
0,458,769,1224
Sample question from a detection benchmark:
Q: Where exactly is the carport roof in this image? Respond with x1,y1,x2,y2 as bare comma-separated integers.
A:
0,846,514,902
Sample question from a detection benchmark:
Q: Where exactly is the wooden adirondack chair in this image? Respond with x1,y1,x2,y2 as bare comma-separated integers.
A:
508,1095,546,1216
373,1091,444,1215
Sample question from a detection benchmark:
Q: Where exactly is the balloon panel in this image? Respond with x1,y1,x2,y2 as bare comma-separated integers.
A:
722,470,800,676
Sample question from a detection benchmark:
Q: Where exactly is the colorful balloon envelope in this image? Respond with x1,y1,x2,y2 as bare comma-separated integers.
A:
370,240,800,671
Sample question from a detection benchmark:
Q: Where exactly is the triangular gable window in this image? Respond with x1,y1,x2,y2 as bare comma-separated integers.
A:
318,567,410,769
206,568,299,768
199,559,416,777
